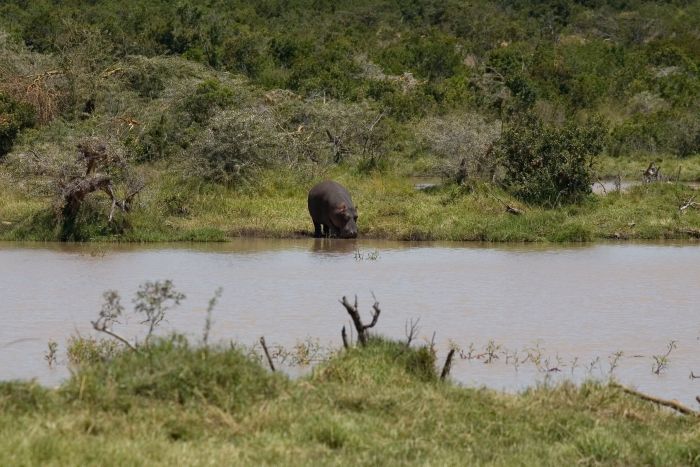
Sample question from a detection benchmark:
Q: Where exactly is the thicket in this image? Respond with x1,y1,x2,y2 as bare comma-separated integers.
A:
499,115,606,205
0,0,699,233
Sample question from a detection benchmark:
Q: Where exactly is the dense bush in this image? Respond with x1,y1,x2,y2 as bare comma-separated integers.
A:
0,93,35,157
417,112,501,184
189,108,287,184
498,116,606,205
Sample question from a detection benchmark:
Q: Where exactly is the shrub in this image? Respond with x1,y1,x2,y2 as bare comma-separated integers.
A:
180,79,237,124
498,116,606,206
417,112,501,184
188,108,288,184
0,93,35,157
63,335,284,412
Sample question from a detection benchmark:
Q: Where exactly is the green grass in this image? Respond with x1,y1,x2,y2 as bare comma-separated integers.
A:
3,167,700,242
597,155,700,182
2,336,700,465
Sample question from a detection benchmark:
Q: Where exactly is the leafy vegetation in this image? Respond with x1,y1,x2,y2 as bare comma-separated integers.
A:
0,0,698,240
2,334,700,465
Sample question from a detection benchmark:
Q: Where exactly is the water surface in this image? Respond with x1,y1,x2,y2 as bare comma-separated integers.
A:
2,239,699,406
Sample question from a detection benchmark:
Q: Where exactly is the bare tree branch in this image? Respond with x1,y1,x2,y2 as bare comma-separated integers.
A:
91,320,137,351
405,318,420,347
339,295,382,346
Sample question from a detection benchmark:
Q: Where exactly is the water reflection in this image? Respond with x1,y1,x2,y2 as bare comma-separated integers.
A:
309,238,359,255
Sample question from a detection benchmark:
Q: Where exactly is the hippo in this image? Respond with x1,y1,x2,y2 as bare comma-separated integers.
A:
307,180,358,238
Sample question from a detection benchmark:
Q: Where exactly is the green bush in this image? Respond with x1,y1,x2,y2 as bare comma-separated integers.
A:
498,116,606,206
0,93,35,157
63,335,284,412
180,79,237,124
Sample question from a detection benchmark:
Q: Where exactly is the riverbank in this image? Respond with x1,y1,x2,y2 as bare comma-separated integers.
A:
2,337,698,465
2,168,700,243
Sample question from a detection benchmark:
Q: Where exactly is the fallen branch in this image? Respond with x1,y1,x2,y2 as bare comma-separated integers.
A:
681,228,700,238
259,336,276,372
440,349,456,381
612,383,698,416
679,196,698,214
339,295,381,346
488,192,525,215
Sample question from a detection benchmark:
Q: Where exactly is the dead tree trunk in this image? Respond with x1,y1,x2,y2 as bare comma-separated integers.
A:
59,174,113,240
339,295,381,346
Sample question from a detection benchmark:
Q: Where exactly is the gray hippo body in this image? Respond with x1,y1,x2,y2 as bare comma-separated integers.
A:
307,181,358,238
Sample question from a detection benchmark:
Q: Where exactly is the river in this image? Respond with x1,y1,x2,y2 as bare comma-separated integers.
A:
1,239,699,405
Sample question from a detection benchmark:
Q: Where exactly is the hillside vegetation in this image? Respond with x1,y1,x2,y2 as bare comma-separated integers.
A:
0,0,699,241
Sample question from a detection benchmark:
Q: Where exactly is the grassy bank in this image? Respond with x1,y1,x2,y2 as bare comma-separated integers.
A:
2,337,699,465
2,168,700,242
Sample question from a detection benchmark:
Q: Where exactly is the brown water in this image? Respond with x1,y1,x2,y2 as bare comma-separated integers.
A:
2,239,700,405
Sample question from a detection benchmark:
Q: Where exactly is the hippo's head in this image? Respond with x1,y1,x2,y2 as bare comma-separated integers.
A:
331,203,358,238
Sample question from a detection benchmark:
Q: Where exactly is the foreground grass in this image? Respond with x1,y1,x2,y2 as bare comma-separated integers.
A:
2,167,700,242
2,337,699,465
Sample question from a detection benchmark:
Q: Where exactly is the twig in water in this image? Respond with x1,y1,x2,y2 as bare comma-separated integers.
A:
440,349,456,381
608,351,624,376
405,318,420,347
259,336,276,372
341,326,349,349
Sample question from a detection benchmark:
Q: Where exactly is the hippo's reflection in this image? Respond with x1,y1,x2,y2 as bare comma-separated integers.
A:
310,237,358,255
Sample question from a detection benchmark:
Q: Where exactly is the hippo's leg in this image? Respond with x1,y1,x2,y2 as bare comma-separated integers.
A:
313,222,323,238
321,224,330,238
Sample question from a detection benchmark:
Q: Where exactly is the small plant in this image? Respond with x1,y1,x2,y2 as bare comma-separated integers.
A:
652,340,677,375
202,287,222,347
459,343,478,360
44,340,58,368
66,335,120,366
587,356,601,376
91,280,185,350
404,317,421,347
354,248,379,261
483,339,502,364
607,351,624,376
